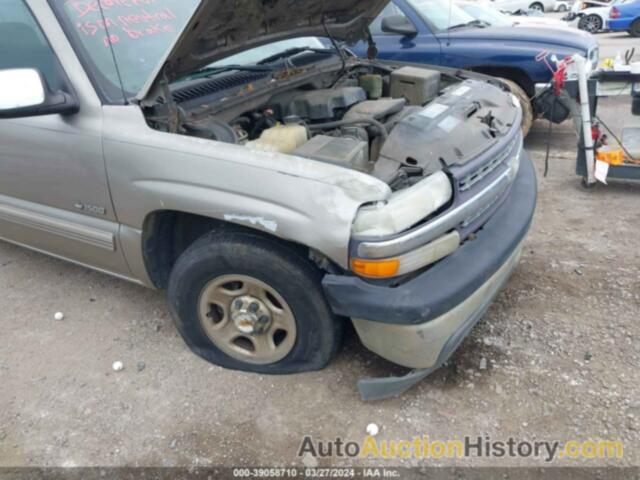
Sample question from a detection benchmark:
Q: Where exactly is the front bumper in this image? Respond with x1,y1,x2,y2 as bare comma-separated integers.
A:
322,152,537,399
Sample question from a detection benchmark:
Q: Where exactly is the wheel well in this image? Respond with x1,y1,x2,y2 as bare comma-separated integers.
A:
141,211,313,290
468,66,535,98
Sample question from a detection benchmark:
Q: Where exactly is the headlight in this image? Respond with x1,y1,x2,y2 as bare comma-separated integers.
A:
350,171,456,279
352,171,452,237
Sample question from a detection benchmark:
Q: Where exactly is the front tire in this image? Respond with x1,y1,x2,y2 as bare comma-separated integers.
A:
629,19,640,37
558,4,568,12
529,2,544,11
578,14,603,33
167,231,343,374
499,78,534,137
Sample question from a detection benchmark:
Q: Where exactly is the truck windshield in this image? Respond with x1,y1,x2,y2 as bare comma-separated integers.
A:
457,3,513,27
408,0,477,31
52,0,199,102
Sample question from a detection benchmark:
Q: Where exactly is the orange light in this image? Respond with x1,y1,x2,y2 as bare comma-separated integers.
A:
351,258,400,278
596,148,625,166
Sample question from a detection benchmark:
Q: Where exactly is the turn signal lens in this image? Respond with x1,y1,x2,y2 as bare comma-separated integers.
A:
350,258,400,278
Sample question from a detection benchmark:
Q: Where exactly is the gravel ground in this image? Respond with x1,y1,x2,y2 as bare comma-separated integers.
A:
1,31,639,471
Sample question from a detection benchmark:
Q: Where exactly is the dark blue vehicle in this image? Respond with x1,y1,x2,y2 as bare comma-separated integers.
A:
609,0,640,36
352,0,599,134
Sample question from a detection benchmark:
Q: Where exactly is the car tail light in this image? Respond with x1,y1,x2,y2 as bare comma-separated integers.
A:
610,7,621,18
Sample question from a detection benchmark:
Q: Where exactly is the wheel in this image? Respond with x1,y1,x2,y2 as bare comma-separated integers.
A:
167,231,344,374
629,19,640,37
558,4,568,12
529,2,544,11
498,78,534,137
578,14,603,33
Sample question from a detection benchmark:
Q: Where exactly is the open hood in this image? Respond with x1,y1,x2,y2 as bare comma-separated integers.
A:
138,0,389,102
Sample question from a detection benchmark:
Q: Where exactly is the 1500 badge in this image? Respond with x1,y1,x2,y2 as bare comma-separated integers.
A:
74,202,107,216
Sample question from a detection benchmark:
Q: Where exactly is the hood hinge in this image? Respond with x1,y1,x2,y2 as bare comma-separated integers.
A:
159,68,181,134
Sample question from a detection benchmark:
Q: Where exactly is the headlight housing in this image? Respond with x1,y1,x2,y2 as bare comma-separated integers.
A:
350,171,456,279
352,171,452,238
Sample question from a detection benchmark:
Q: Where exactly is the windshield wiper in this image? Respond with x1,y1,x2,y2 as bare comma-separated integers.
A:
447,19,488,30
187,64,275,81
257,47,335,65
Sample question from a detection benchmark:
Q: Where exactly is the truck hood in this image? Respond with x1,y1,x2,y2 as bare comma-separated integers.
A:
138,0,388,102
436,26,595,52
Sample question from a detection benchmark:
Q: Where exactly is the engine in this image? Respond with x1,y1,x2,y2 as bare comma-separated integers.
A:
213,67,441,188
164,64,518,190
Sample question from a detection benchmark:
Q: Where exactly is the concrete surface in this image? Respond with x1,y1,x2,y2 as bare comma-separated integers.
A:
1,28,639,469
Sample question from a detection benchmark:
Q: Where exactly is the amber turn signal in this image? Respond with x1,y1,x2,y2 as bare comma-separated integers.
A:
350,258,400,278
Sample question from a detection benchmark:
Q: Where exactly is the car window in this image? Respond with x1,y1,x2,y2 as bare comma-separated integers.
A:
458,3,514,26
52,0,199,102
212,38,328,67
408,0,476,31
370,3,415,35
0,0,66,91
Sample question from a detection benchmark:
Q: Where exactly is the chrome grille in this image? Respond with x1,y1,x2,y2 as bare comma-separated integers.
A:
458,135,520,192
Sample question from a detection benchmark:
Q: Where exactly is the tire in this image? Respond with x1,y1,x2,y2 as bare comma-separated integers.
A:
630,19,640,37
578,14,603,33
167,231,343,374
558,4,568,12
529,2,544,11
498,78,534,137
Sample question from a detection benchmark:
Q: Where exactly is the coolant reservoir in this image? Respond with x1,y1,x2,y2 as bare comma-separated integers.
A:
246,124,308,154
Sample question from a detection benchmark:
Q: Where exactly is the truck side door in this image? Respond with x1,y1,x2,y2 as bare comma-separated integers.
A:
0,0,131,278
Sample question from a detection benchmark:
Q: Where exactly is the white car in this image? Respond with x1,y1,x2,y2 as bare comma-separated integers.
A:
458,0,571,27
487,0,557,12
568,0,625,32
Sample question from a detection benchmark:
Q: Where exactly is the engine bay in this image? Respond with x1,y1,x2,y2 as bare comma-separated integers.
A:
145,62,519,191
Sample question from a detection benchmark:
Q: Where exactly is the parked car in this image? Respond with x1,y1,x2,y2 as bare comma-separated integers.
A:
608,0,640,35
356,0,598,135
566,0,622,33
457,0,571,28
490,0,557,12
0,0,537,398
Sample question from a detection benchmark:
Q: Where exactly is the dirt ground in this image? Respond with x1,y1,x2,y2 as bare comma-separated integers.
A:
1,34,639,471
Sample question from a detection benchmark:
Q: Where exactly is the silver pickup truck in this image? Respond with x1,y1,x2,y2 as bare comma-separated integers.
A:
0,0,536,399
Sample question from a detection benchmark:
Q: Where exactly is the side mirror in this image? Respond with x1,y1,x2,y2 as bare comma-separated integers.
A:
381,15,418,36
0,68,79,119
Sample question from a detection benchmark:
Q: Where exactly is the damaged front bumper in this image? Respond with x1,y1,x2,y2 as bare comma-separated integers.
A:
322,152,537,400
